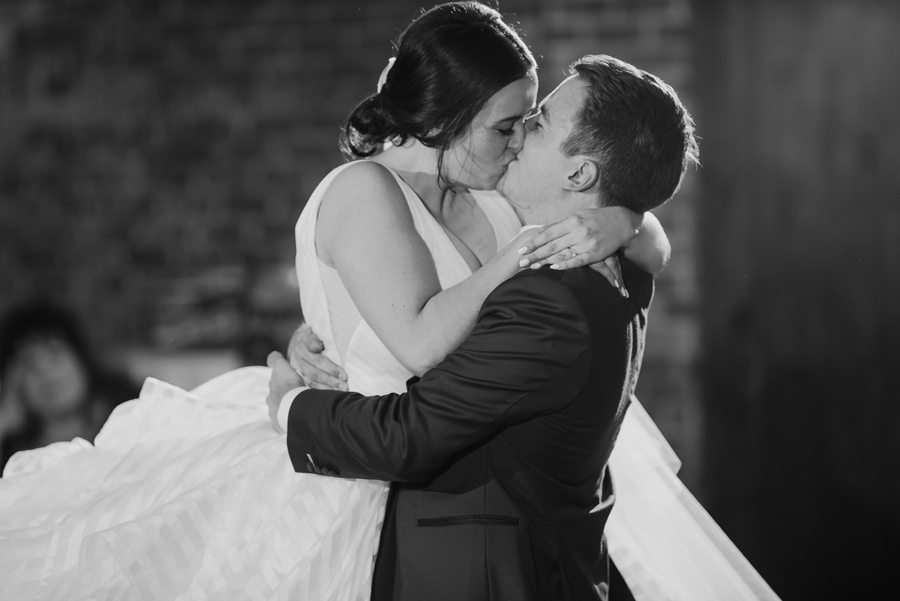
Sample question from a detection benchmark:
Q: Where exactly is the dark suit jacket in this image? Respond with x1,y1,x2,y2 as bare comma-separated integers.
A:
286,259,653,601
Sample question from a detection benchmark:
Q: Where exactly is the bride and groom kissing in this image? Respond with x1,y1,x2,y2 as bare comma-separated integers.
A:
0,3,780,600
266,53,698,601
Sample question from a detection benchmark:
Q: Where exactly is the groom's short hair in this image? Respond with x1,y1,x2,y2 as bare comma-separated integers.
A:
562,55,699,213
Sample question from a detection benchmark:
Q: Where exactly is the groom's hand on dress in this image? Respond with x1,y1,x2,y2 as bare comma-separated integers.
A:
266,351,304,434
287,323,348,391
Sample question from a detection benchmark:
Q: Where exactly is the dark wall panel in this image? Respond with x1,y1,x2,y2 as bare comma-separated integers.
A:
695,1,900,598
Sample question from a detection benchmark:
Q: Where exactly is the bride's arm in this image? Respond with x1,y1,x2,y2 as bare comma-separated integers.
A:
624,211,670,275
316,163,525,376
518,209,670,276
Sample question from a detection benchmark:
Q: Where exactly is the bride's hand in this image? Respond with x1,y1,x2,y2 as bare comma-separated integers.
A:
516,207,640,293
494,228,541,271
287,323,348,391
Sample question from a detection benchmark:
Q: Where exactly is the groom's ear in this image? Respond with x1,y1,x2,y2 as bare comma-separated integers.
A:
564,158,600,193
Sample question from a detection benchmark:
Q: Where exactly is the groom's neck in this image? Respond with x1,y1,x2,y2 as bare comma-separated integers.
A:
515,197,583,227
517,210,542,227
511,196,554,227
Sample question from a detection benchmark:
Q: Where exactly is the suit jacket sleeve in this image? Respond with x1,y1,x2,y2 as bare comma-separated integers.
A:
285,269,593,481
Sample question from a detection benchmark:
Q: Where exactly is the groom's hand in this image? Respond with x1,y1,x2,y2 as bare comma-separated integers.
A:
287,323,348,391
266,351,305,434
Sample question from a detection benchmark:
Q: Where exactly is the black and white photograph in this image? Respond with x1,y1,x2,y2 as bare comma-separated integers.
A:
0,1,896,599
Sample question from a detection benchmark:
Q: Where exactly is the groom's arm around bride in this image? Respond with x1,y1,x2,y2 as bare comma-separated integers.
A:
267,254,654,601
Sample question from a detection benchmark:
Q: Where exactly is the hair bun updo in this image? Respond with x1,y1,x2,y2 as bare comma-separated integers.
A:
339,1,536,162
342,94,397,158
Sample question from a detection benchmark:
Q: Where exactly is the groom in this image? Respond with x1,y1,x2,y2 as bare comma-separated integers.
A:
267,55,697,601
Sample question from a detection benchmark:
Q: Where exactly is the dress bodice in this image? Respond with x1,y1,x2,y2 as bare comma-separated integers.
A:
294,162,522,396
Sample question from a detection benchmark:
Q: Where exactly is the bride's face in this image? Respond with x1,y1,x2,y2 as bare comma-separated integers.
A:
441,74,538,191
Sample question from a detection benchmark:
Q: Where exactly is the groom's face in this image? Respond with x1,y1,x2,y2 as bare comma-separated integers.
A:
498,75,586,219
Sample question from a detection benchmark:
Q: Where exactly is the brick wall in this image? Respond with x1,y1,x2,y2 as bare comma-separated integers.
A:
0,0,701,482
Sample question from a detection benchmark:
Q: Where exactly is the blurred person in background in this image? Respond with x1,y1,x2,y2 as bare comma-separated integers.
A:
0,303,139,472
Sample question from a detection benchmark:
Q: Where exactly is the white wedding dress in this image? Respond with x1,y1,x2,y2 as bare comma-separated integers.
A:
0,162,779,601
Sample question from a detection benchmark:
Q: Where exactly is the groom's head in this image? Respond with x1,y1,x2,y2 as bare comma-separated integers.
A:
498,55,698,225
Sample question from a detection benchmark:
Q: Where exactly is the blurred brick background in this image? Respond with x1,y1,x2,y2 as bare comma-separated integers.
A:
2,1,899,599
0,0,703,480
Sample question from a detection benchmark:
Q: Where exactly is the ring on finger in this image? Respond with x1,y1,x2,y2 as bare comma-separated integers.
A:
567,246,578,259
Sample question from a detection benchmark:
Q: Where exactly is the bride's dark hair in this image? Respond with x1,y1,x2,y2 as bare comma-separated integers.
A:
340,1,536,176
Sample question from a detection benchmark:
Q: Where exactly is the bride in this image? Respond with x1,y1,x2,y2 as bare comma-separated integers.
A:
0,3,777,601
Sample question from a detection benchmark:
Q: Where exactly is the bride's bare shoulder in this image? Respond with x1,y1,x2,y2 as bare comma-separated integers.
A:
316,160,416,250
320,161,408,214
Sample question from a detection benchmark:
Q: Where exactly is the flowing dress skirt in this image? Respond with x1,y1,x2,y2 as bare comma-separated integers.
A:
0,368,389,601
